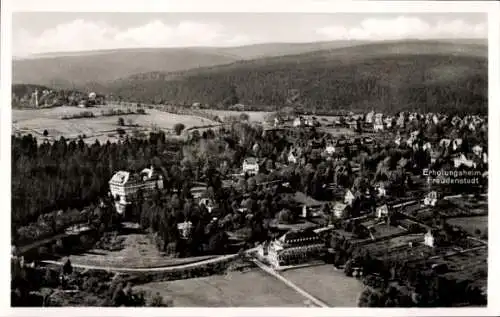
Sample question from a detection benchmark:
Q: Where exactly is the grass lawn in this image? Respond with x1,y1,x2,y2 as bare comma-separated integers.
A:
447,216,488,236
281,265,365,307
135,269,307,307
66,233,215,268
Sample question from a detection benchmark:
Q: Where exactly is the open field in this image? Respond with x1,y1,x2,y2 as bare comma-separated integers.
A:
200,109,272,122
281,265,365,307
13,105,218,141
65,233,215,269
135,268,307,307
447,216,488,236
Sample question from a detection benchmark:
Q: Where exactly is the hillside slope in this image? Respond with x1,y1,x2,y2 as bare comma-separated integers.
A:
13,41,371,88
103,41,488,114
12,49,240,88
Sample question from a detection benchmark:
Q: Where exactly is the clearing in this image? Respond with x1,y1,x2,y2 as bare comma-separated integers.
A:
13,105,218,142
66,233,214,269
135,268,307,307
281,265,365,307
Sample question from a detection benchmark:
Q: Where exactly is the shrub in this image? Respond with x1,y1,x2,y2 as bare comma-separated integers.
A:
173,123,186,135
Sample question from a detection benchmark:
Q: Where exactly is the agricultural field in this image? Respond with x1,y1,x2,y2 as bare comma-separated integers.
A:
135,268,307,307
66,233,215,269
12,105,218,142
447,216,488,237
281,265,365,307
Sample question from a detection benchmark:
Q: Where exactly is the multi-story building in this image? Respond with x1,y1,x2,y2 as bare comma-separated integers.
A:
265,229,325,268
242,157,259,175
109,166,163,214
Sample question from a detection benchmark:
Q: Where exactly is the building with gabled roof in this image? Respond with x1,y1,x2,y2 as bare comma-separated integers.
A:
265,229,325,268
109,166,163,214
243,157,259,175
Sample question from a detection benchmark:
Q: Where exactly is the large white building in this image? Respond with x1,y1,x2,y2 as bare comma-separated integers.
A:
264,229,325,269
109,166,163,214
242,157,259,175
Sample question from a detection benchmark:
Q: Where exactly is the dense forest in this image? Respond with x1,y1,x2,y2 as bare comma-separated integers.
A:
105,53,487,115
11,84,95,108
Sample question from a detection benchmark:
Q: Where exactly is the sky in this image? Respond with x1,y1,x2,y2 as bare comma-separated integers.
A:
12,12,487,57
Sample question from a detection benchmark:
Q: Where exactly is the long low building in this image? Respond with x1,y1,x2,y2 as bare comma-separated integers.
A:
261,229,325,268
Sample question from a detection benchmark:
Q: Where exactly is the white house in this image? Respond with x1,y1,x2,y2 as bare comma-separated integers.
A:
109,166,163,214
453,154,476,168
472,145,483,157
365,111,375,124
325,144,336,155
199,198,215,213
373,113,384,132
376,204,389,218
344,189,356,206
243,157,259,175
439,138,451,149
177,221,193,239
424,230,434,247
293,117,305,127
288,149,298,164
452,138,463,151
333,202,348,219
394,136,402,146
375,183,387,198
423,191,438,207
423,142,432,152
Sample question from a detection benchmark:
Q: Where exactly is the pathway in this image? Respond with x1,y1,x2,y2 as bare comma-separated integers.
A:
250,258,329,308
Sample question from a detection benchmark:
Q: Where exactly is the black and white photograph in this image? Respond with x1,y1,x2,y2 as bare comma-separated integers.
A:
2,0,499,314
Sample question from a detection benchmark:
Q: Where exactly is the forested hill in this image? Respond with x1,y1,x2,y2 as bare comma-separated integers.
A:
102,40,488,115
12,84,90,108
12,40,370,89
12,48,241,88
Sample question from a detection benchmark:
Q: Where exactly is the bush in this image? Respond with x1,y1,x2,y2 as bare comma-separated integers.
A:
117,117,125,126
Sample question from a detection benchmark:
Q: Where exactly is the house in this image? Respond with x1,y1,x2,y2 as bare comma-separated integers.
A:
266,229,325,268
375,183,387,198
439,138,451,149
344,189,356,206
396,114,405,128
373,113,384,131
453,154,477,168
109,166,164,214
472,145,483,157
288,149,298,164
384,117,393,129
424,229,444,248
452,138,463,151
243,157,259,175
432,114,439,125
333,202,348,218
177,221,193,239
394,136,402,146
423,191,438,207
365,111,375,124
293,116,305,127
451,116,462,126
199,198,215,213
325,143,336,155
376,204,389,218
423,142,432,152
